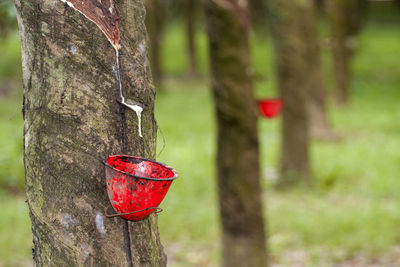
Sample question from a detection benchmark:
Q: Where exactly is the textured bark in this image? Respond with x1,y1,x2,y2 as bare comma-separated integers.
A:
267,0,311,186
205,1,268,266
15,0,166,266
145,0,164,87
327,0,367,105
184,0,198,76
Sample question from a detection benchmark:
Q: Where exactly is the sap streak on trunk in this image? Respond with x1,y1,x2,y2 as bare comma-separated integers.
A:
15,0,165,265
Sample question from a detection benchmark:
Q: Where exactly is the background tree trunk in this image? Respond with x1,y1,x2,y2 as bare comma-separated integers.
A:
0,0,15,39
184,0,198,76
307,0,334,139
15,0,166,266
146,0,164,87
267,0,311,186
205,1,268,266
327,0,367,105
249,0,268,32
314,0,325,10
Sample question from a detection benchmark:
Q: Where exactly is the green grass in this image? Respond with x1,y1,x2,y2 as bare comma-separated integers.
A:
0,98,24,193
0,196,32,267
157,16,400,266
1,7,400,266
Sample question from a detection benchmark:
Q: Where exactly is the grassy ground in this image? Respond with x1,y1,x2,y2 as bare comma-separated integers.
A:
1,6,400,267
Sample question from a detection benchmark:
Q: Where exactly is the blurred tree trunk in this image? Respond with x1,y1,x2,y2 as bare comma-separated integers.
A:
327,0,367,105
249,0,268,31
15,0,166,266
146,0,164,87
314,0,325,10
205,1,268,267
0,0,16,39
307,1,334,139
184,0,198,76
267,0,311,186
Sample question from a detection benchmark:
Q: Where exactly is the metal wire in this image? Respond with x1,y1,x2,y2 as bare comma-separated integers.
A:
104,204,163,218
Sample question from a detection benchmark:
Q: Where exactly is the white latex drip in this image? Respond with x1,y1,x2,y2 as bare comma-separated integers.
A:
116,50,124,102
115,49,143,138
121,101,143,138
60,0,142,137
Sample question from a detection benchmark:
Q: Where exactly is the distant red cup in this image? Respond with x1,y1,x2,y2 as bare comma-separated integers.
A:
258,98,283,119
104,155,178,221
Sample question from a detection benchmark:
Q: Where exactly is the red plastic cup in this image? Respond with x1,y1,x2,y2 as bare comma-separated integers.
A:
104,155,178,221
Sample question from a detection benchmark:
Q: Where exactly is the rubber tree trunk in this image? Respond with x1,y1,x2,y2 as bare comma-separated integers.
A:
205,1,268,266
249,0,268,31
314,0,325,10
146,0,164,87
306,0,334,139
0,0,15,39
267,0,311,186
327,0,367,105
15,0,166,266
184,0,198,76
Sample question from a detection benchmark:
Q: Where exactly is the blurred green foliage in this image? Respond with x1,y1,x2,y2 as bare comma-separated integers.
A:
0,0,17,39
0,98,24,194
0,2,399,266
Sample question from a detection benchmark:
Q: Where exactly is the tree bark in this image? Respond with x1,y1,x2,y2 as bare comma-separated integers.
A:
314,0,325,10
327,0,367,105
267,0,311,186
146,0,164,87
248,0,268,31
15,0,166,266
307,1,334,139
0,0,15,39
184,0,198,76
205,1,268,266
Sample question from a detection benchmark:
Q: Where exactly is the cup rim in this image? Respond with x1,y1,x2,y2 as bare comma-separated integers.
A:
104,154,178,181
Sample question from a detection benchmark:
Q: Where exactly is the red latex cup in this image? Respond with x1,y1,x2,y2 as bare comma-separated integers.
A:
105,155,178,221
258,98,283,119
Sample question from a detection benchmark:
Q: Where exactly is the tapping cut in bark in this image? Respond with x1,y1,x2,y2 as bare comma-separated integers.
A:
60,0,121,50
